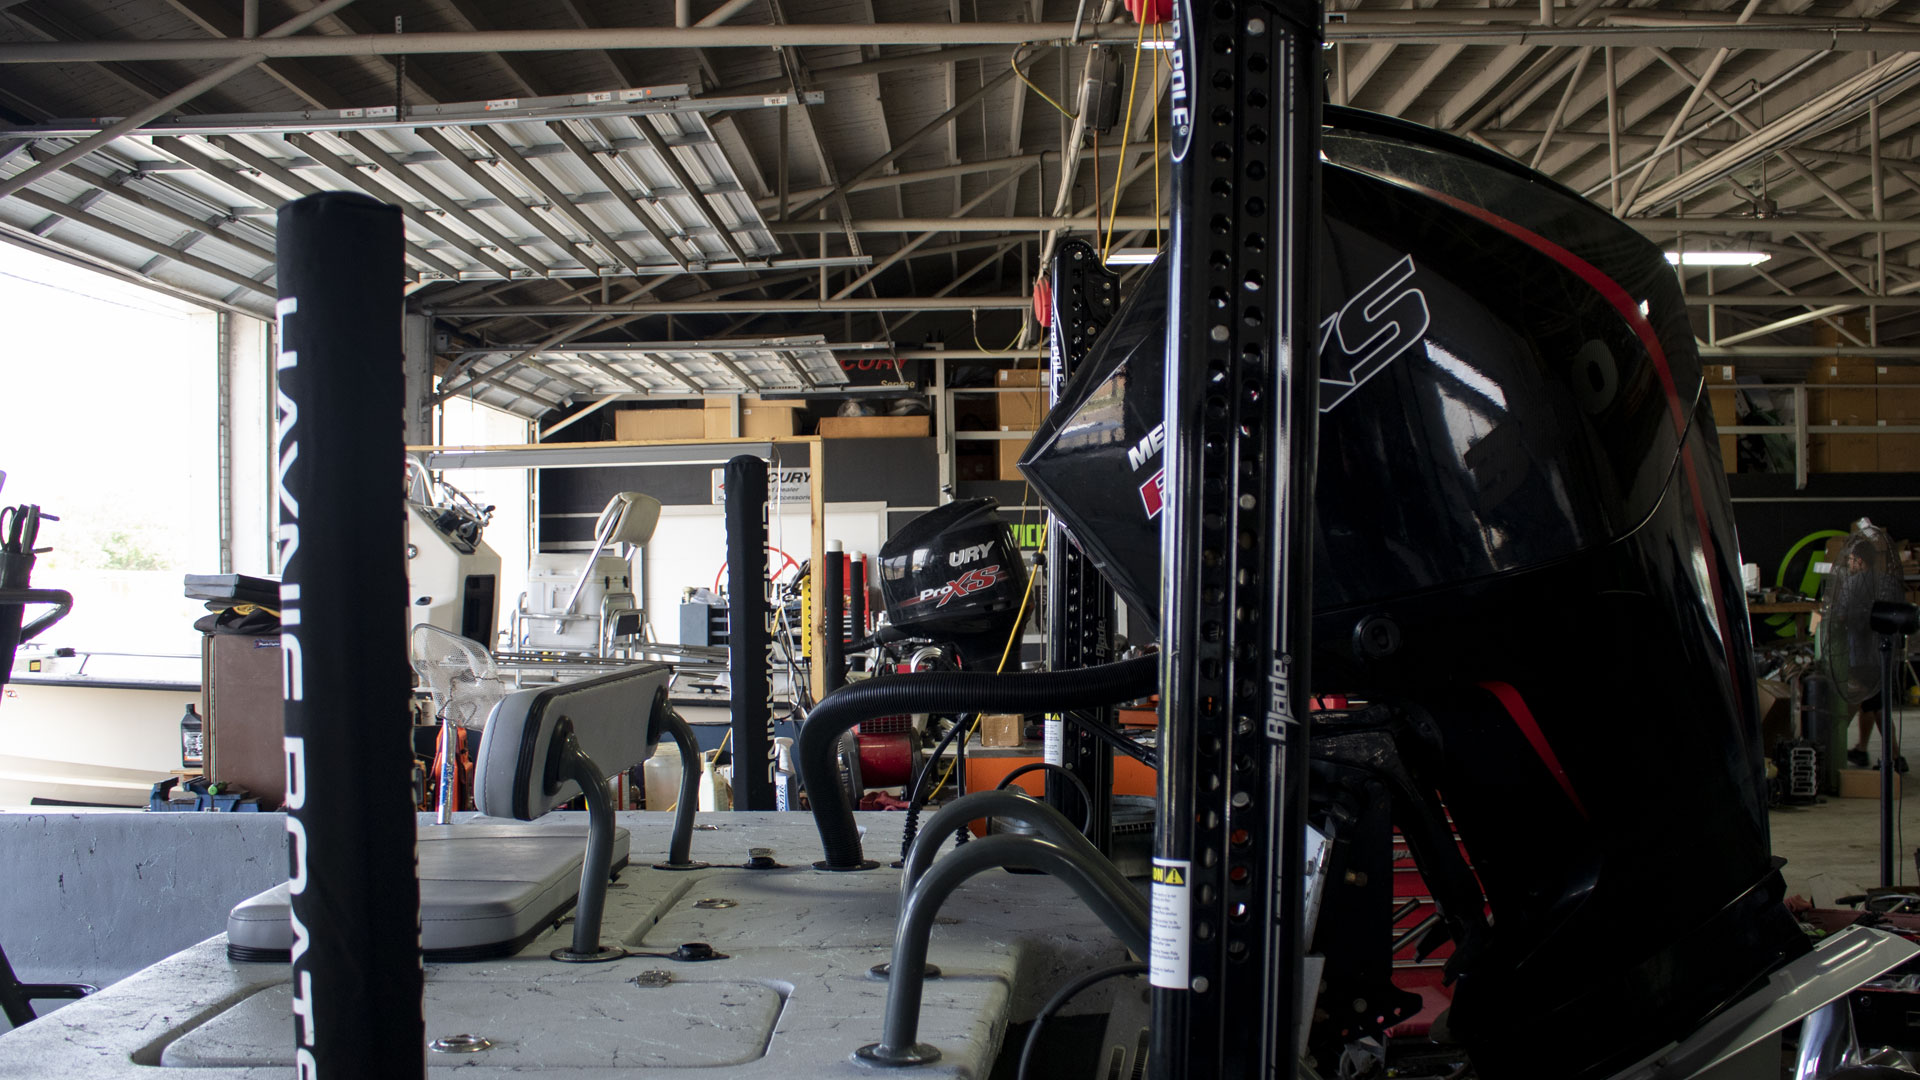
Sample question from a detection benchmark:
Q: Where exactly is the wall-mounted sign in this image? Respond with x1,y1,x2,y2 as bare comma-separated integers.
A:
712,466,811,505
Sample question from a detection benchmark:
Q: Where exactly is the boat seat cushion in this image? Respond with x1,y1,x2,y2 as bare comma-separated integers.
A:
226,822,629,963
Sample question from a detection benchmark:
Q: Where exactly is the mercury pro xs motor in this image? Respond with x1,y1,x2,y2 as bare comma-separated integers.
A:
1021,107,1812,1079
873,497,1028,667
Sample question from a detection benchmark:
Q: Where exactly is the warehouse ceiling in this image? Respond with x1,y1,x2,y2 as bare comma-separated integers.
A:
1,0,1918,417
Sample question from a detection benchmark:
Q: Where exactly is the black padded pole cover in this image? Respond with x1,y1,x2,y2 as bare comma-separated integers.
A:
725,455,776,810
822,546,846,694
275,192,423,1077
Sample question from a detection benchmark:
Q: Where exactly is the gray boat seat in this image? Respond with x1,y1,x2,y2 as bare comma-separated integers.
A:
229,663,681,965
226,822,631,963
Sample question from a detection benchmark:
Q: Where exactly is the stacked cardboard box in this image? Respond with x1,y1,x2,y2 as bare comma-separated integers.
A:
1808,357,1879,473
1877,364,1920,472
1704,363,1737,473
614,398,801,441
817,415,930,438
996,367,1046,480
1807,317,1878,473
613,405,706,442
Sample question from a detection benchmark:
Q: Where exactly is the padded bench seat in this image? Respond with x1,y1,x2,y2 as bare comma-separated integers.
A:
227,821,630,963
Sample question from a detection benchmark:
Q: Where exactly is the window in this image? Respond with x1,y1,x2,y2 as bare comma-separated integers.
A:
0,245,218,659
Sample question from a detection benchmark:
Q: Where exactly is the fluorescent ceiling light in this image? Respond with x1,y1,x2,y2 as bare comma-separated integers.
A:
1664,250,1771,267
1140,39,1176,50
1104,247,1159,266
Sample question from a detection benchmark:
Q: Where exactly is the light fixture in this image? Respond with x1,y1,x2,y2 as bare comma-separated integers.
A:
1141,39,1176,50
1664,250,1771,267
1104,247,1159,266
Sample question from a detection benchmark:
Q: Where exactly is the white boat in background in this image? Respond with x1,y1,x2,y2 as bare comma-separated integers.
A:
0,651,196,807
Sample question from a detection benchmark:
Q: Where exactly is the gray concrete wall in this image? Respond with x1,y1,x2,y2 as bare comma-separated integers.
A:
0,810,287,1032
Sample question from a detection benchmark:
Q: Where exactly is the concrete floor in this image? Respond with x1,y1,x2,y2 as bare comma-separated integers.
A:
1773,714,1920,905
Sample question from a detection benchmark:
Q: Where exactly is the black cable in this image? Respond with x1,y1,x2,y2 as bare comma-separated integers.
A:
996,761,1094,832
901,714,973,859
1016,962,1148,1080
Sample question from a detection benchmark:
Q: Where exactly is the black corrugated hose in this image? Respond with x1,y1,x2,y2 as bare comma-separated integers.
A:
797,655,1158,869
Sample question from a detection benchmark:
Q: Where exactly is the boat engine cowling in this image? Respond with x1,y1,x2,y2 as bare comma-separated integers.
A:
1019,107,1801,1080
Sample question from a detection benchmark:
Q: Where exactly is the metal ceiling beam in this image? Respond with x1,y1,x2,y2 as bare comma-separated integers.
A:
1628,52,1920,216
546,121,692,271
337,130,554,277
0,23,1138,64
831,164,1031,299
286,131,521,279
193,132,459,278
412,126,603,271
156,0,352,109
30,151,276,265
715,44,1019,98
467,125,648,275
0,0,363,202
1685,294,1920,307
426,296,1029,316
624,117,753,265
1700,345,1920,358
768,215,1162,232
757,61,1019,224
1634,218,1920,234
7,186,273,298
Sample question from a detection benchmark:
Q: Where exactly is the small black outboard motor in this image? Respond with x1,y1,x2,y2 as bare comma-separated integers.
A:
873,498,1029,666
1022,107,1807,1079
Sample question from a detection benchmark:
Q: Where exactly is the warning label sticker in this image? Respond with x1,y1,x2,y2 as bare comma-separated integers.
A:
1043,715,1064,767
1149,858,1191,989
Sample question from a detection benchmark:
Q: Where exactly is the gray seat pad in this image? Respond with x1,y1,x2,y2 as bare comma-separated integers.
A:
227,821,630,962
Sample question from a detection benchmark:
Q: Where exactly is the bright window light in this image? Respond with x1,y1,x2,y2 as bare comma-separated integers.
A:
1664,250,1771,267
1104,248,1159,266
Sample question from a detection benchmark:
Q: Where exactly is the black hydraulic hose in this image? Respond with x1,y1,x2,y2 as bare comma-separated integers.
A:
853,834,1151,1067
900,790,1146,940
657,709,705,870
900,713,974,861
799,655,1158,869
996,762,1093,831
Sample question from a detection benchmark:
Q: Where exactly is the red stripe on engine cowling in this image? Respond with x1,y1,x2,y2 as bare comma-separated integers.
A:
1478,680,1590,820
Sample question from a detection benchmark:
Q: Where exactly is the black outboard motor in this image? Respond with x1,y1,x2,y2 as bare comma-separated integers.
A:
1022,108,1803,1079
874,497,1029,666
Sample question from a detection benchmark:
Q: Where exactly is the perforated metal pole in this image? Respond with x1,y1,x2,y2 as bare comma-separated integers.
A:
1045,240,1120,852
275,191,423,1078
725,455,777,810
1153,2,1323,1077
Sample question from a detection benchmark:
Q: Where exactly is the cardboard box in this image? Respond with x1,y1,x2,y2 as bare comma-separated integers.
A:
996,367,1044,388
615,407,705,441
741,404,799,437
1839,767,1901,799
998,388,1047,432
1703,363,1736,385
703,398,735,438
1810,434,1879,473
1809,361,1876,475
817,415,929,438
980,713,1025,749
1708,385,1739,473
1881,435,1920,472
1808,358,1878,384
999,438,1033,481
